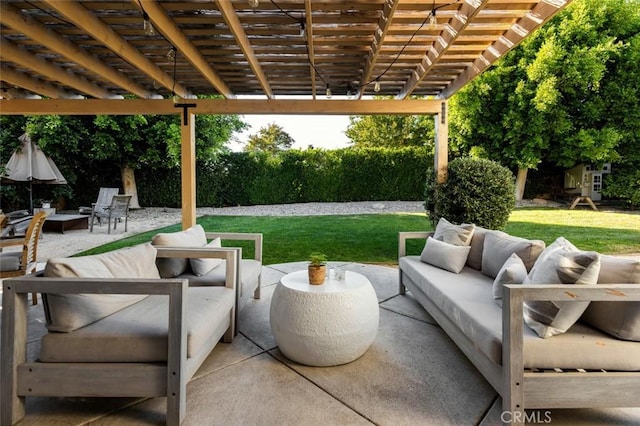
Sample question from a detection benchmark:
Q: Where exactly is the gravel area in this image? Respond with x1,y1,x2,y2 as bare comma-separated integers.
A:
33,201,425,261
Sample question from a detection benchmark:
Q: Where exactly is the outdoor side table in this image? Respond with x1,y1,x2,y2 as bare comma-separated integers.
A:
42,214,89,233
269,269,379,367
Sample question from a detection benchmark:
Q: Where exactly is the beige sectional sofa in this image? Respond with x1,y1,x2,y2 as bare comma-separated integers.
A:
1,225,262,425
399,220,640,425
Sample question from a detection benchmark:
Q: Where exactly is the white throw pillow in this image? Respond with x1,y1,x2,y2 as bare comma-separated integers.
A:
190,238,223,276
433,217,475,246
420,236,471,274
492,253,527,307
523,237,601,338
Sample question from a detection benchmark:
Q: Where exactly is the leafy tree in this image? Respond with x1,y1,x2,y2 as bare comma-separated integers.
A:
449,0,640,200
244,122,295,154
346,110,435,148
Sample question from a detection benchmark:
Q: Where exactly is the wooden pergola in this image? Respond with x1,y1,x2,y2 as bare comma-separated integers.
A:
0,0,572,227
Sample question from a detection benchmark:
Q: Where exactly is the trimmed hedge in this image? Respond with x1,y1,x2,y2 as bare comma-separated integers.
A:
425,157,515,230
135,147,432,207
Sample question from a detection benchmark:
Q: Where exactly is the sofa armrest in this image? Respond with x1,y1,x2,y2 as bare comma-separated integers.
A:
398,231,434,258
205,232,263,262
155,246,239,290
0,275,189,425
502,283,640,418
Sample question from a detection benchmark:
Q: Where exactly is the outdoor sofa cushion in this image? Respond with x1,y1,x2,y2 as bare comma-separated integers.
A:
466,225,489,270
481,231,545,278
40,286,234,363
43,243,159,332
399,255,640,370
523,237,601,338
190,237,223,276
581,255,640,341
420,236,471,273
152,224,208,277
432,217,475,246
492,253,528,307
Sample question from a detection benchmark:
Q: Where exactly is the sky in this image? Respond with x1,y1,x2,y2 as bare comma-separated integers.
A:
227,95,353,151
230,114,352,152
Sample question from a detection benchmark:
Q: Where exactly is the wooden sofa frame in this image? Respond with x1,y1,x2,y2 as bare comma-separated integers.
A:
1,246,240,426
399,232,640,425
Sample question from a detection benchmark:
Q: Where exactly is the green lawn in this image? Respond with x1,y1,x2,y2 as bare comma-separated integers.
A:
79,208,640,265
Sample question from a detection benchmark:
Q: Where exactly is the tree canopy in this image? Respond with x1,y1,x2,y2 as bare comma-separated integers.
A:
345,97,435,149
244,122,295,154
449,0,640,198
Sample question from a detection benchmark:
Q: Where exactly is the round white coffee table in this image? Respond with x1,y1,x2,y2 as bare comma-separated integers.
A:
269,269,379,367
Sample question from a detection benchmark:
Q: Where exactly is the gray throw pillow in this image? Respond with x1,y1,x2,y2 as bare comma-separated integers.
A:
492,253,527,307
433,217,475,246
466,226,489,270
190,237,223,276
420,236,471,274
581,255,640,341
523,237,601,338
152,224,208,277
481,231,545,279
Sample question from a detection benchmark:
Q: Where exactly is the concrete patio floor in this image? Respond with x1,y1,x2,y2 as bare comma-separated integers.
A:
2,261,640,425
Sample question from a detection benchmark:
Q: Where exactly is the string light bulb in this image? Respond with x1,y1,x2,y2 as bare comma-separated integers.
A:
166,47,176,61
325,84,332,99
374,79,381,93
428,10,437,29
143,12,156,36
300,22,306,40
248,0,259,7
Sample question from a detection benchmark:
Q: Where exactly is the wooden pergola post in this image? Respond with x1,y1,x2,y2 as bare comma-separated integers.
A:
434,100,448,184
180,111,196,230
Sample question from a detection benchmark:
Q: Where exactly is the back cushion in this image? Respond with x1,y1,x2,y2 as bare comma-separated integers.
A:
152,224,207,277
481,231,545,279
466,226,489,270
581,255,640,341
43,244,160,332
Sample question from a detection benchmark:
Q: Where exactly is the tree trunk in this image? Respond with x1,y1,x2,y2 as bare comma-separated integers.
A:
121,165,141,209
515,167,528,201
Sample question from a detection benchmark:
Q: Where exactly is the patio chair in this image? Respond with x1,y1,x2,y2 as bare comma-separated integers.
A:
89,194,132,234
0,211,48,304
79,187,119,221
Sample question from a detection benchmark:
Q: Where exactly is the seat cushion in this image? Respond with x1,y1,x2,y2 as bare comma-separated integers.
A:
43,244,160,332
152,224,207,277
0,251,21,271
40,286,234,362
400,256,640,370
581,255,640,341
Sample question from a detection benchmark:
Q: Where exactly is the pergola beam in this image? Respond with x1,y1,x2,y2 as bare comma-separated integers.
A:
138,0,234,99
397,0,489,99
0,2,154,99
0,37,115,99
215,0,273,99
0,65,77,99
43,0,191,99
357,0,399,99
442,0,570,98
0,99,443,116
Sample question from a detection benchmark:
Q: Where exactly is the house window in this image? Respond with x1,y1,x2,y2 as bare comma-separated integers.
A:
593,174,602,192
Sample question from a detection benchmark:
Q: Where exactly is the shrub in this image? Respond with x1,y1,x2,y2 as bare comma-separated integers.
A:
602,165,640,209
425,157,515,229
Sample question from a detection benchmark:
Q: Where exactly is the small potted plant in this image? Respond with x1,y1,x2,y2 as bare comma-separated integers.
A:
308,252,328,285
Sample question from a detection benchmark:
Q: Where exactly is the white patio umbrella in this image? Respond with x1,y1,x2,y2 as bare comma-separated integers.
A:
1,133,67,212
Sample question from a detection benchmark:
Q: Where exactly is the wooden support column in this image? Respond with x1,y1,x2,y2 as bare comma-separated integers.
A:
180,112,196,230
434,100,449,184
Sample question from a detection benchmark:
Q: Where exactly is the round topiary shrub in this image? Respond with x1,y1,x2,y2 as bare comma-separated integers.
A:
425,157,515,230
